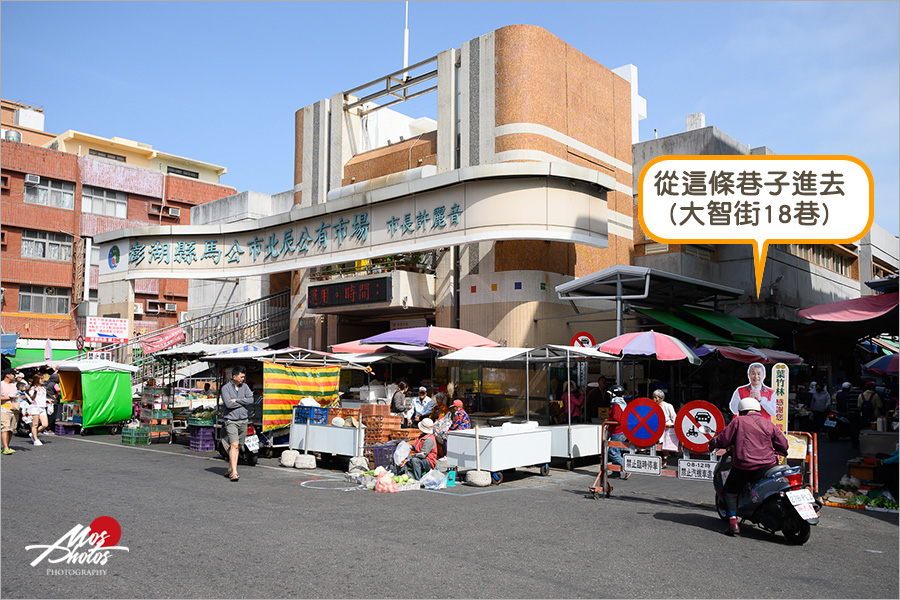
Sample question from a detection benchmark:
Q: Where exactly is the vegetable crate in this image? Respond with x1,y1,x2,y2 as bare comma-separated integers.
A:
140,408,173,420
294,406,329,425
366,441,400,469
188,417,216,427
121,427,151,446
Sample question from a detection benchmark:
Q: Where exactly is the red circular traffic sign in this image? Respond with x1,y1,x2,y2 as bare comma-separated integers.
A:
621,397,666,447
76,335,85,351
674,400,724,453
571,331,596,348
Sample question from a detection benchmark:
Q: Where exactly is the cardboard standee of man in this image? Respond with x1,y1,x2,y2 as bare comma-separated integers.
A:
728,362,777,421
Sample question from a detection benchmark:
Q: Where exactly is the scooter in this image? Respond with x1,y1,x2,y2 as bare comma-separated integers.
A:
713,449,819,545
215,420,260,467
822,410,852,441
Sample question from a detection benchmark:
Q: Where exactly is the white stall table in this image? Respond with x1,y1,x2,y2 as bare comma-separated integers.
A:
289,423,365,457
446,424,551,483
548,424,605,465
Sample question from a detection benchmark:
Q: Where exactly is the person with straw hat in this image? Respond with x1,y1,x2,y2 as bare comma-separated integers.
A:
397,418,438,480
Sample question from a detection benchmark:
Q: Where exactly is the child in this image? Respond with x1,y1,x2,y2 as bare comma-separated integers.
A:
15,381,32,427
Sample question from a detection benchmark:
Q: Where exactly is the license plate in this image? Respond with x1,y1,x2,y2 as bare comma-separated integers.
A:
823,419,836,427
244,435,259,452
786,488,815,506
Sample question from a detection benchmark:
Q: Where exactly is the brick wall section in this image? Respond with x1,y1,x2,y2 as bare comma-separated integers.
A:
79,156,163,197
165,175,235,209
495,241,574,275
1,140,79,180
341,131,438,185
492,25,635,280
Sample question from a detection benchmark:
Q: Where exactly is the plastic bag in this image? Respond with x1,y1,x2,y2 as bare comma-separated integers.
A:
393,441,410,466
420,469,447,490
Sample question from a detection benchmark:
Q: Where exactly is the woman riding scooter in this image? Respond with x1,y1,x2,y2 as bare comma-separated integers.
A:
708,397,789,536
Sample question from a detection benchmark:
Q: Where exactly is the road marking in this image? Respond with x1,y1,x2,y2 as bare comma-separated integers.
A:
54,436,336,476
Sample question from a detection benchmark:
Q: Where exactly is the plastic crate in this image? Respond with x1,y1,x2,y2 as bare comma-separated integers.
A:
150,423,171,432
294,406,329,425
122,427,150,437
189,439,217,452
121,435,150,446
140,408,173,420
188,417,215,427
367,441,400,469
54,423,78,436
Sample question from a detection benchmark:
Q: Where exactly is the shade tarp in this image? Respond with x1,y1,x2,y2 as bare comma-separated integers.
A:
633,308,735,346
330,353,424,365
262,362,340,432
59,370,133,428
8,348,78,369
679,306,779,348
1,334,19,355
798,292,898,322
437,347,532,362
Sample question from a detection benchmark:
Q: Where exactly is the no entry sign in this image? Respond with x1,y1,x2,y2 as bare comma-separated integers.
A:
674,400,724,453
621,398,665,447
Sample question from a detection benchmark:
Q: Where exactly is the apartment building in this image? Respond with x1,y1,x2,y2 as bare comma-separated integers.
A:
1,100,235,362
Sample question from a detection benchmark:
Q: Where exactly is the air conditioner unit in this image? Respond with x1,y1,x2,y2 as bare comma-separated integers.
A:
179,311,190,323
148,204,162,214
133,302,144,315
25,174,41,186
164,302,178,312
166,207,181,217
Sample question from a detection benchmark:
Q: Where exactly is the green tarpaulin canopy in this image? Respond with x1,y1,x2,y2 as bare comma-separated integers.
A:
8,348,78,369
633,308,735,346
679,306,779,348
58,367,133,428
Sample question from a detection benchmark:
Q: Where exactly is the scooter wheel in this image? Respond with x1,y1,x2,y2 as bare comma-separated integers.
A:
715,494,730,521
217,440,229,461
244,451,258,467
827,430,840,442
783,513,811,545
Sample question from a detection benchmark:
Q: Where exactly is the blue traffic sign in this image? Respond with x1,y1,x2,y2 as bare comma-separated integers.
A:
621,398,666,448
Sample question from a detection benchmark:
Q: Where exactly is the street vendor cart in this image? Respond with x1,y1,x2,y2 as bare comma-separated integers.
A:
57,360,138,434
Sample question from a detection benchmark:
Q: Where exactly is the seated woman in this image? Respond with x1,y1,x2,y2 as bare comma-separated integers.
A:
397,418,438,480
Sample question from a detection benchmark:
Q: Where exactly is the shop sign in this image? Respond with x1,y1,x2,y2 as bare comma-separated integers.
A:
86,351,112,361
678,459,717,480
84,317,129,344
623,454,661,475
97,171,610,282
771,363,789,435
390,318,428,330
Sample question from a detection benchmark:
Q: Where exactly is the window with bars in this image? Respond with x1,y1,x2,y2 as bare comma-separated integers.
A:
82,186,128,218
21,229,73,261
89,148,126,162
18,285,70,314
23,177,75,210
167,166,199,179
774,243,853,277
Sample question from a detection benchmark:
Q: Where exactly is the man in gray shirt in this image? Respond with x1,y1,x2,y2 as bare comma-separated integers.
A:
221,366,254,481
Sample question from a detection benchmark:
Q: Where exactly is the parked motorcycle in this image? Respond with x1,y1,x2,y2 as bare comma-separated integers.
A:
216,420,260,467
713,449,819,545
822,410,852,441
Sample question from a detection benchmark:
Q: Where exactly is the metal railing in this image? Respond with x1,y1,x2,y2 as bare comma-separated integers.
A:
86,290,290,385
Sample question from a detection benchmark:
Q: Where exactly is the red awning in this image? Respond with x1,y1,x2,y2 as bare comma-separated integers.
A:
798,292,899,322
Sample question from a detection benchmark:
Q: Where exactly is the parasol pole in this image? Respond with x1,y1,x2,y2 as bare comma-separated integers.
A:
567,349,572,461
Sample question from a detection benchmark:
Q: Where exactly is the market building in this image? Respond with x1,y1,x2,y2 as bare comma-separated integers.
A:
0,99,236,366
97,25,646,357
91,24,896,395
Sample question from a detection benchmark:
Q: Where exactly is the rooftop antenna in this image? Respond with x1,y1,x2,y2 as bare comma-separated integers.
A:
402,1,409,81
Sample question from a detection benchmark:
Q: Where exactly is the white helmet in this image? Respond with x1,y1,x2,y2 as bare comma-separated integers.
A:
842,382,852,390
738,397,761,413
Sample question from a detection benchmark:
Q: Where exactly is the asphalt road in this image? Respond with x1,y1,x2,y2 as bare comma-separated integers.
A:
1,431,897,599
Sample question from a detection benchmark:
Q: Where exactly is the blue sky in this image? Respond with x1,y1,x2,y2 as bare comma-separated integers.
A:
2,1,898,235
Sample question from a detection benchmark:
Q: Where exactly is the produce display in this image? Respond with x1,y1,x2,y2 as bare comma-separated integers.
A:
823,483,899,511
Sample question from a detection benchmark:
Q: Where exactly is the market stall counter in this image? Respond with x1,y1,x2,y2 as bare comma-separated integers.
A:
446,422,551,484
547,423,605,466
288,406,366,457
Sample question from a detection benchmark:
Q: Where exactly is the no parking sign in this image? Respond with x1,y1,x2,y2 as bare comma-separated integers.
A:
674,401,724,453
621,398,665,447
